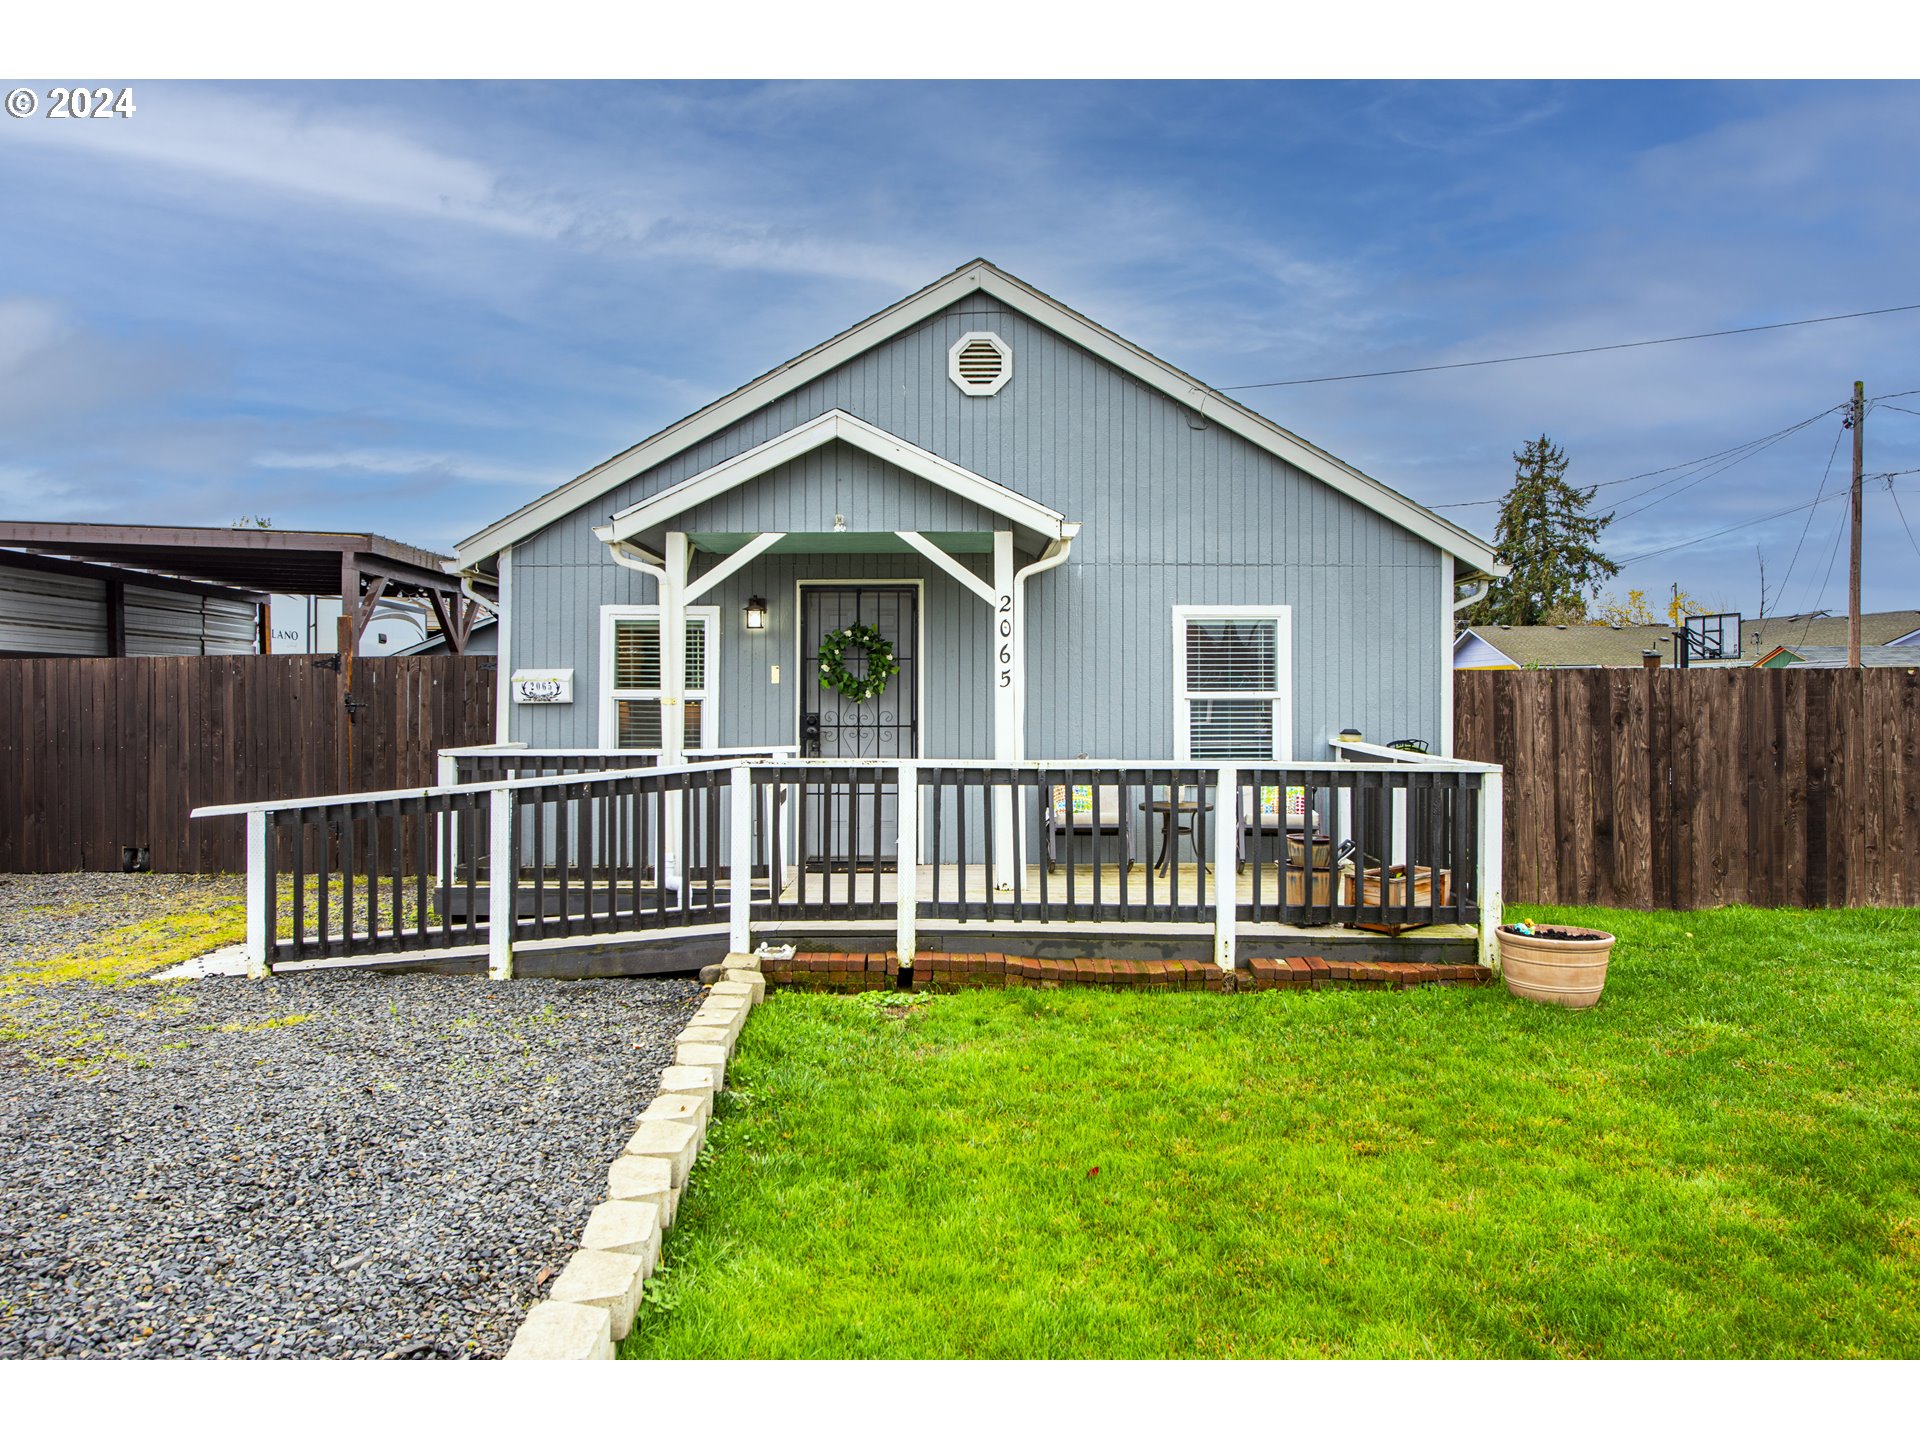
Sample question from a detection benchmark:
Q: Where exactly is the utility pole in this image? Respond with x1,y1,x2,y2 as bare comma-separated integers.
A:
1849,379,1864,668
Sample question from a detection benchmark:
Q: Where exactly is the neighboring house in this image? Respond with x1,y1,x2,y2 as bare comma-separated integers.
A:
1455,610,1920,670
1751,643,1920,669
0,549,262,657
452,259,1502,771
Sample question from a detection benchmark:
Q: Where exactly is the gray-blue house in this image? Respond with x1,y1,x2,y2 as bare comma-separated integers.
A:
453,260,1499,775
199,261,1510,982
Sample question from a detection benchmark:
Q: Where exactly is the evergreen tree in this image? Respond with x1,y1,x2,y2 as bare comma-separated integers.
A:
1467,435,1619,627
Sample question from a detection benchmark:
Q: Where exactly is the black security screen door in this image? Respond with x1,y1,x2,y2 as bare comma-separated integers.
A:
800,586,917,866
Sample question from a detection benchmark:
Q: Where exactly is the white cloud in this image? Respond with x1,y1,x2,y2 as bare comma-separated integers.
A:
254,447,559,488
10,87,557,237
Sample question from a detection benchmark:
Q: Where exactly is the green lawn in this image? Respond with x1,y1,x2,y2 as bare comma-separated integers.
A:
623,907,1920,1358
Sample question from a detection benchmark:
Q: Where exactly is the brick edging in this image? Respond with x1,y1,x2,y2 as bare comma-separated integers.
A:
764,951,1488,993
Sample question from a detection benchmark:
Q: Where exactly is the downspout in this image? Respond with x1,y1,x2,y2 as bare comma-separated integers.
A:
604,538,667,582
1453,576,1490,614
1010,524,1079,763
460,574,500,616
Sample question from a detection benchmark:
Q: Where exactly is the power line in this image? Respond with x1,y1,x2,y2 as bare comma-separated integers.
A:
1772,415,1851,620
1616,490,1849,568
1801,496,1853,646
1220,303,1920,392
1889,483,1920,565
1606,413,1836,524
1429,407,1842,510
1613,475,1920,570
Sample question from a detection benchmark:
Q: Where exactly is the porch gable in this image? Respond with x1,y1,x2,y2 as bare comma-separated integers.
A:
595,409,1072,549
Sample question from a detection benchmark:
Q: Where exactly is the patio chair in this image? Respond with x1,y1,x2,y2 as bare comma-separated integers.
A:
1236,783,1320,872
1043,782,1135,874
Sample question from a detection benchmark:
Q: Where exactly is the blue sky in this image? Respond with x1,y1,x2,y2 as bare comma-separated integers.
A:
4,79,1919,614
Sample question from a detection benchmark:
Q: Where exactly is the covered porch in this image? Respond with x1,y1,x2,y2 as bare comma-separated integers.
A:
587,410,1077,808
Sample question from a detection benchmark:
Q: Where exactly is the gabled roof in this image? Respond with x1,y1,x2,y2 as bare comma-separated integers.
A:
1752,644,1920,669
596,409,1072,544
453,259,1501,575
1455,609,1920,669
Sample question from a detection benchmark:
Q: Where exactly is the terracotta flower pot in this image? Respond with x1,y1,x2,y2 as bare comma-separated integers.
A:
1497,925,1615,1009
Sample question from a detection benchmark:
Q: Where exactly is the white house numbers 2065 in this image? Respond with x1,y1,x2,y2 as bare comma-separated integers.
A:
997,593,1013,688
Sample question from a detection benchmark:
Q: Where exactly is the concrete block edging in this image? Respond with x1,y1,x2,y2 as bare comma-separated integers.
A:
503,951,765,1360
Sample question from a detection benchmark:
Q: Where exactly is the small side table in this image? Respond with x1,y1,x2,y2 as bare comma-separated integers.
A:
1140,798,1213,875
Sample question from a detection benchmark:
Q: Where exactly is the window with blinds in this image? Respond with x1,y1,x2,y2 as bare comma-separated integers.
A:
607,613,712,750
1175,612,1287,761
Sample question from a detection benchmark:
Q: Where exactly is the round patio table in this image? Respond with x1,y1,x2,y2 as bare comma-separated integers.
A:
1140,797,1213,875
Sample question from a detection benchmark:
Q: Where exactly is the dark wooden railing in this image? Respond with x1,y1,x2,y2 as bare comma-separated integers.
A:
508,767,729,941
753,765,898,922
270,789,491,962
201,752,1502,977
919,765,1222,924
234,761,745,970
1236,764,1481,928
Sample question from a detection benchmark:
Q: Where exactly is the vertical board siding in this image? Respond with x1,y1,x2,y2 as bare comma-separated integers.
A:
1454,667,1920,909
0,656,496,874
511,294,1444,760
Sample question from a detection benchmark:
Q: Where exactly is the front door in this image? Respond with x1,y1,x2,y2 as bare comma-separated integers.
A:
799,585,918,866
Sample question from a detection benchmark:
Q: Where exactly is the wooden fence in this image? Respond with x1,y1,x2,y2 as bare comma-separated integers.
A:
0,655,495,874
1455,667,1920,909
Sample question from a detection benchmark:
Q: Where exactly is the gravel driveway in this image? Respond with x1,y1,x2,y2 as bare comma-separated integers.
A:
0,874,702,1359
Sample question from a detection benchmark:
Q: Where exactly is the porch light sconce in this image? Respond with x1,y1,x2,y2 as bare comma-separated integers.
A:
744,596,768,631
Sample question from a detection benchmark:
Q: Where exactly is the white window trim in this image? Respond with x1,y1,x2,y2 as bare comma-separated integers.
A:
947,330,1013,397
598,604,721,751
1171,604,1294,763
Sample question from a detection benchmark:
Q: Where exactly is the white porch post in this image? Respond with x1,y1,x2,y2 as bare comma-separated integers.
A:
661,530,690,767
992,530,1017,890
436,751,458,897
493,545,513,744
661,530,689,889
488,784,515,980
1477,768,1504,972
1213,767,1238,972
245,810,270,980
729,766,754,953
895,761,918,966
1439,551,1455,758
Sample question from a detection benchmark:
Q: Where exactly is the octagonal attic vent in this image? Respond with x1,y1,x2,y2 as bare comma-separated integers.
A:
948,331,1012,396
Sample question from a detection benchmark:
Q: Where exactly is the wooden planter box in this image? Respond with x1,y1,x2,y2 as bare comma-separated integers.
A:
1342,864,1451,933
